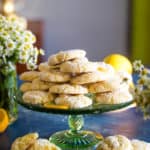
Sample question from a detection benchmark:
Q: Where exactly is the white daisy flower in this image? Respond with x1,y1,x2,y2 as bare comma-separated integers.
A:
133,60,144,72
0,14,44,71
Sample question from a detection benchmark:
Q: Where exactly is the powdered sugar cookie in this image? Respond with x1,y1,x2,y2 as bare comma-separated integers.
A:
98,62,115,75
20,71,40,81
88,75,129,93
96,89,133,104
96,135,133,150
20,82,33,92
23,91,54,104
39,62,60,72
28,139,61,150
38,62,50,72
132,139,150,150
48,49,86,65
71,71,109,84
55,95,92,109
60,59,98,73
40,70,71,83
49,84,88,94
11,133,39,150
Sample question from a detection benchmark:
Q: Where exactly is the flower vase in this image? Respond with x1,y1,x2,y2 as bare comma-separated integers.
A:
0,63,18,124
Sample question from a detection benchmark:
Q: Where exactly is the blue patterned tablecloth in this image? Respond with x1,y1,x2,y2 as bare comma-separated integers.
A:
0,105,150,150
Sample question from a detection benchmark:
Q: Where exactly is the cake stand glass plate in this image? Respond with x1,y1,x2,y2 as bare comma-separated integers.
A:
16,93,133,150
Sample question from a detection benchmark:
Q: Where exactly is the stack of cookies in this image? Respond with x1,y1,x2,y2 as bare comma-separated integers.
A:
88,71,133,104
20,49,133,109
20,71,55,105
40,50,95,109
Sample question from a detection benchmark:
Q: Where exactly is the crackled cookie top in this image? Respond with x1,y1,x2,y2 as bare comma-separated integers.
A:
97,135,133,150
71,71,110,84
60,58,98,73
48,49,86,65
131,139,150,150
23,91,53,104
40,70,71,83
20,71,40,81
55,95,92,109
49,84,88,94
11,133,39,150
28,139,61,150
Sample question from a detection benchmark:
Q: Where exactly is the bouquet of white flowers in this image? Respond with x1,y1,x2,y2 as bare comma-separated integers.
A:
0,15,44,73
0,15,44,123
133,60,150,119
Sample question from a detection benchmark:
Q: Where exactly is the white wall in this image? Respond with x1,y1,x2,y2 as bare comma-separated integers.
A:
19,0,129,60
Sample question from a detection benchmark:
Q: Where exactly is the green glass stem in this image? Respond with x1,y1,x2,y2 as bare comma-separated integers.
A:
68,115,84,133
0,63,18,123
50,115,103,150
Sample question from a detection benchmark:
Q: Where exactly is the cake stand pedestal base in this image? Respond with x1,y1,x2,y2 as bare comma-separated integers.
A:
49,115,103,150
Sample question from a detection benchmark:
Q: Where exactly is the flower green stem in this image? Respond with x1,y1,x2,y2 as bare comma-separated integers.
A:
0,63,18,123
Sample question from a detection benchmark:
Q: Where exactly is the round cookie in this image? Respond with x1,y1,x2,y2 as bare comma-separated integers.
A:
39,62,60,72
32,78,54,90
48,92,56,103
96,135,133,150
40,70,71,83
20,82,32,92
49,84,88,94
95,89,133,104
88,76,129,93
49,64,60,69
98,62,115,75
23,91,54,104
11,133,39,150
88,81,113,93
32,77,54,85
55,95,92,109
28,139,61,150
60,59,98,73
20,79,54,92
38,62,50,72
71,71,110,85
48,49,86,65
20,71,40,81
131,139,150,150
96,92,113,104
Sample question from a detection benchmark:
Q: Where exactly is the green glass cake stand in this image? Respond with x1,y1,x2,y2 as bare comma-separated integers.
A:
16,94,133,150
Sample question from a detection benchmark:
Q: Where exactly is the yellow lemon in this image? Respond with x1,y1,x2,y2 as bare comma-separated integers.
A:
104,54,132,74
0,108,9,133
